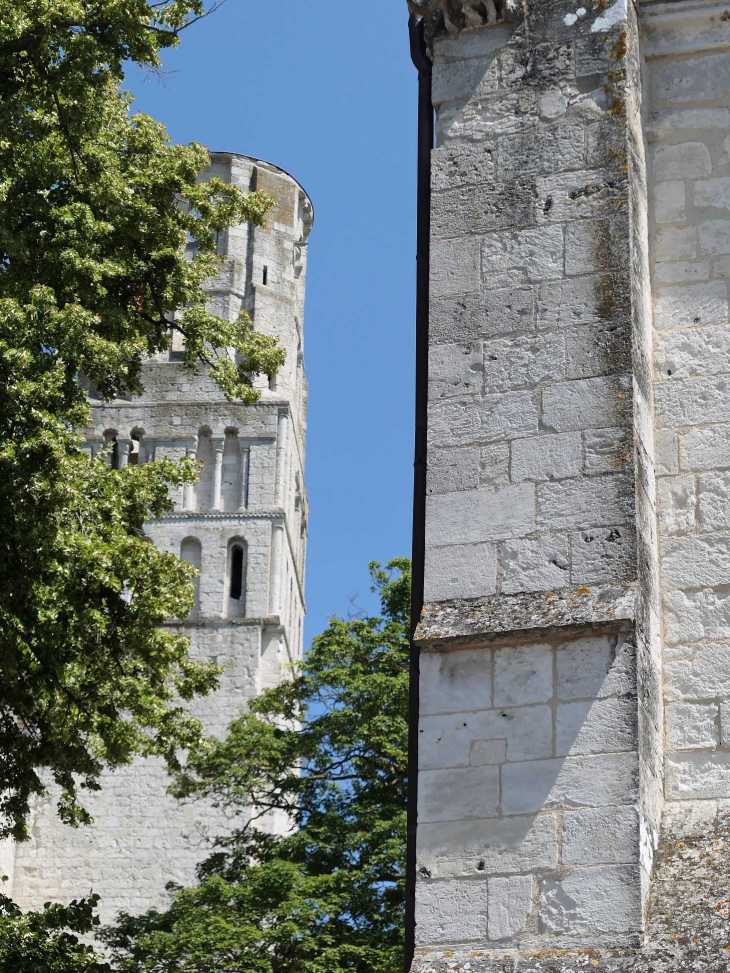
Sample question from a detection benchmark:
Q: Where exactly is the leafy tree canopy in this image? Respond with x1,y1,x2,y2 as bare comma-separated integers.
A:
103,559,410,973
0,893,110,973
0,0,285,839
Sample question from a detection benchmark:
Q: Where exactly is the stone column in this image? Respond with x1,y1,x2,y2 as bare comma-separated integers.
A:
410,1,660,967
239,446,250,510
211,438,225,512
117,440,131,469
269,522,285,618
182,440,198,512
274,412,288,507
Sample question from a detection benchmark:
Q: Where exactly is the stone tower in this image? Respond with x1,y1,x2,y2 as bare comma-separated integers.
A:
409,1,730,969
8,153,312,923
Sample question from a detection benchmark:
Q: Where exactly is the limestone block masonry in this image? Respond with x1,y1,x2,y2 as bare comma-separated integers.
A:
410,0,730,969
7,153,313,923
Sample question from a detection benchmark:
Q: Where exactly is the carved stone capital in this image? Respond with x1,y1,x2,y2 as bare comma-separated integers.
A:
407,0,520,37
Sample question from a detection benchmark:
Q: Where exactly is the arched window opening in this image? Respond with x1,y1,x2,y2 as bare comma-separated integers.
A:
180,537,202,617
227,539,247,618
129,430,144,466
103,430,119,470
230,545,244,601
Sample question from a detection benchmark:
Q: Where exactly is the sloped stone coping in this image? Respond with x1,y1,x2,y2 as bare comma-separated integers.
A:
415,583,636,648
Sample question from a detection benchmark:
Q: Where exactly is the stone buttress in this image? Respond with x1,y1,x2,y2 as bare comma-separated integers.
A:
7,153,313,923
411,1,730,969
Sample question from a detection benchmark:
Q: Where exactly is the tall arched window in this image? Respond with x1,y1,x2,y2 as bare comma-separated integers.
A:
227,539,247,617
180,537,202,618
103,430,119,470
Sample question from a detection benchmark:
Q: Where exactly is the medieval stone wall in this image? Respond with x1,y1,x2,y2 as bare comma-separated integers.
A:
8,154,312,923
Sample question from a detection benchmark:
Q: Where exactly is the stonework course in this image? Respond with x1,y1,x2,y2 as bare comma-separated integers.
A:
6,153,313,923
411,0,730,968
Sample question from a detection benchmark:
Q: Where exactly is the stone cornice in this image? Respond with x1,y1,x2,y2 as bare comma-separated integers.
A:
408,0,520,37
414,583,636,649
640,0,730,57
149,509,285,524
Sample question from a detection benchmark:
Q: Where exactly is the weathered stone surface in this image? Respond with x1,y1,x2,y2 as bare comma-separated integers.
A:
426,484,534,546
481,226,565,284
425,541,498,602
666,702,718,751
493,642,553,706
511,432,582,483
429,341,484,399
419,765,501,823
420,647,493,717
537,474,630,530
428,446,481,494
562,806,640,865
556,697,638,757
499,536,569,594
540,865,642,935
428,391,538,447
483,333,565,393
488,875,533,940
501,752,639,815
653,280,728,330
542,375,632,432
415,878,486,945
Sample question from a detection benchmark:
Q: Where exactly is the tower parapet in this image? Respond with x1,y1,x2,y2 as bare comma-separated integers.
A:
9,154,313,921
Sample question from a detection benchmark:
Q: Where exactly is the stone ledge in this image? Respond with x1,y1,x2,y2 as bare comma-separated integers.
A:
415,584,636,649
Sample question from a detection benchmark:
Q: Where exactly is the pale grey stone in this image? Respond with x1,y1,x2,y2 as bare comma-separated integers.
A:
540,865,642,935
488,875,533,940
666,703,719,752
536,169,626,224
470,739,506,766
537,475,629,530
416,813,559,880
483,333,565,393
424,541,497,603
656,429,679,476
652,142,712,181
565,218,626,277
695,177,730,212
426,484,534,546
655,326,730,381
433,181,535,240
429,342,484,399
565,324,631,380
664,589,730,647
699,220,730,256
428,447,480,495
654,226,697,262
511,432,582,483
430,287,535,345
583,427,632,475
656,374,730,427
556,633,635,701
681,424,730,471
653,181,686,223
655,261,709,284
662,534,730,590
498,125,585,176
428,391,538,447
654,281,728,330
419,705,552,769
493,643,554,707
537,275,627,330
480,443,510,487
665,641,730,701
433,24,513,61
420,648,493,717
414,879,486,945
431,141,495,192
657,475,695,536
542,375,632,432
646,108,730,141
562,806,640,866
432,55,499,105
653,53,730,103
665,753,730,801
419,765,500,823
501,752,639,815
698,470,730,531
556,698,638,757
499,536,569,595
431,237,482,298
481,226,565,283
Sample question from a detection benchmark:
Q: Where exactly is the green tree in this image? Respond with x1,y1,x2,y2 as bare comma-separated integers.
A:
0,0,285,841
0,894,110,973
103,558,410,973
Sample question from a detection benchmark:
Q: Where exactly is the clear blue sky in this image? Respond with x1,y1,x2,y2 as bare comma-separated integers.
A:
128,1,417,641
